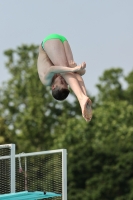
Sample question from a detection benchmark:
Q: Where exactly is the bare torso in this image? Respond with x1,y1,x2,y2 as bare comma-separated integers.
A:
37,45,53,85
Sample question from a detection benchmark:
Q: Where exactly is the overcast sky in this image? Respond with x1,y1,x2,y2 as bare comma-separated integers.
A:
0,0,133,96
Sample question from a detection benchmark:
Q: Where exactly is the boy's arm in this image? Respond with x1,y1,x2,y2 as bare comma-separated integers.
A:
44,65,86,86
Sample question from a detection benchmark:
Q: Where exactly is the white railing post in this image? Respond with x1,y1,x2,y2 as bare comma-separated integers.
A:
62,149,67,200
10,144,15,193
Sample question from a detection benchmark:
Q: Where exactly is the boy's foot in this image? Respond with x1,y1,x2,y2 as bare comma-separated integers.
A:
80,96,92,122
85,100,92,122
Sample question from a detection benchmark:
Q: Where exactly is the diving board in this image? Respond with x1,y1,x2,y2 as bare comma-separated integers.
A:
0,191,61,200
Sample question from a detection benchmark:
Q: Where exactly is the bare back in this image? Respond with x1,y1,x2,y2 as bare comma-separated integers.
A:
37,45,53,85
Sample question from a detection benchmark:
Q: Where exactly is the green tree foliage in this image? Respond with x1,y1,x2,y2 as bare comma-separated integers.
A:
0,117,10,144
0,45,133,199
53,102,133,200
96,68,125,102
124,70,133,103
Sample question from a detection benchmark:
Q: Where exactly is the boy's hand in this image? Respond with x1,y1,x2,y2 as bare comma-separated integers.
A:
69,60,77,68
72,62,86,73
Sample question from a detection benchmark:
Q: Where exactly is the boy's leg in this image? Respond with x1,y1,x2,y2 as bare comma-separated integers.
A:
74,72,87,96
44,39,69,66
62,44,92,121
63,41,74,65
61,72,92,121
44,40,75,66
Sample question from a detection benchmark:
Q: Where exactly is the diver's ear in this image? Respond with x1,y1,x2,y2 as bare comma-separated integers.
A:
51,85,56,90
